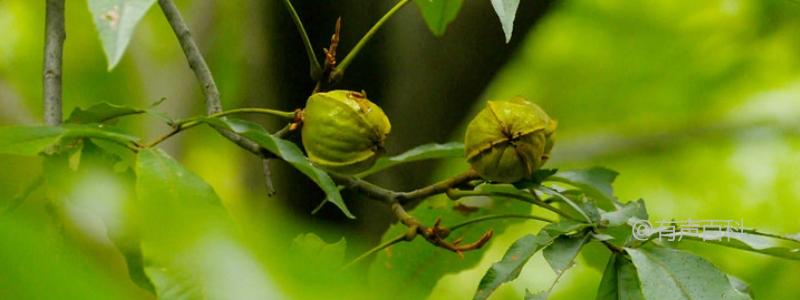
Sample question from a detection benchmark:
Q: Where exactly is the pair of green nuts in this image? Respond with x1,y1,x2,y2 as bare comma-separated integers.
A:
301,90,557,183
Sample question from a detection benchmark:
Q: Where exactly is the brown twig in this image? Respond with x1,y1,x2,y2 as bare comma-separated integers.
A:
390,202,493,256
158,0,221,115
314,17,342,92
43,0,65,125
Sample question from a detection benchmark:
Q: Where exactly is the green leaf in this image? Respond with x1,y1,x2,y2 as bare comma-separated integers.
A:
0,126,63,156
543,234,588,274
548,167,620,209
368,194,530,299
476,183,535,201
525,289,547,300
601,199,648,227
542,219,591,236
290,233,347,268
727,275,753,298
135,148,279,299
0,214,140,299
540,187,596,223
356,142,464,177
81,141,154,292
206,118,353,219
87,0,157,70
625,246,751,300
668,230,800,260
596,254,645,300
490,0,520,43
135,148,228,299
0,125,139,156
474,231,555,300
414,0,463,36
66,102,145,124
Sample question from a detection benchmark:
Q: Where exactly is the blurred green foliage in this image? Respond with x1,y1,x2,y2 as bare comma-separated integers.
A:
1,0,799,299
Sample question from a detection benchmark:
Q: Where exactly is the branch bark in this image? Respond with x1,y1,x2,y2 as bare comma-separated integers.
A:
43,0,65,125
158,0,280,170
158,0,222,115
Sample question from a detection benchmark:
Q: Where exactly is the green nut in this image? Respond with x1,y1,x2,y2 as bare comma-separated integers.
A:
464,97,557,183
301,90,391,174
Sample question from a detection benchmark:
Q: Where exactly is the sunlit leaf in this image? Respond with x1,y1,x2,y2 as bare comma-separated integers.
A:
0,126,63,156
490,0,520,43
357,142,464,177
601,199,647,227
0,214,140,299
596,254,645,300
290,233,346,268
414,0,463,36
0,125,138,156
66,102,145,124
667,230,800,261
548,167,620,209
626,246,751,300
525,289,547,300
206,118,354,219
87,0,157,70
727,275,754,298
474,231,554,300
135,148,278,299
539,187,596,223
543,234,588,274
542,219,590,236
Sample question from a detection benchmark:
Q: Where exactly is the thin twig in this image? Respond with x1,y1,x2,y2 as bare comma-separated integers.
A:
260,123,294,197
342,233,406,269
261,159,276,196
43,0,65,125
158,0,222,115
446,188,580,222
314,18,342,92
145,107,296,148
388,201,494,256
279,0,322,79
398,169,480,207
332,0,411,80
449,214,555,231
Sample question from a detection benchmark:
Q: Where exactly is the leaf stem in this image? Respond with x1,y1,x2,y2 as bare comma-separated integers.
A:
446,188,581,222
145,108,297,148
449,214,555,231
279,0,322,79
342,233,406,269
43,0,65,125
536,186,594,223
332,0,411,79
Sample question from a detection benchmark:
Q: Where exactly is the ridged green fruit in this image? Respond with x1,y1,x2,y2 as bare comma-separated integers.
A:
465,97,557,183
301,90,391,174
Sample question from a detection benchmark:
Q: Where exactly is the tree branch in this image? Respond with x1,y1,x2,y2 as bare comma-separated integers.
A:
158,0,222,115
158,0,293,165
43,0,65,125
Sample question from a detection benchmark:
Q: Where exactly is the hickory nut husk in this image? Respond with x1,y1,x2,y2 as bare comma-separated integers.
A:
301,90,391,174
465,97,557,183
